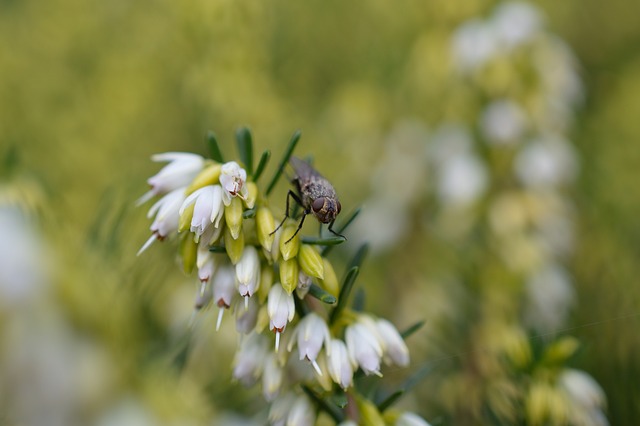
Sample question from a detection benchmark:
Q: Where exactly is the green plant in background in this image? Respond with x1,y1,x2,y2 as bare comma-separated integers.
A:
137,129,430,426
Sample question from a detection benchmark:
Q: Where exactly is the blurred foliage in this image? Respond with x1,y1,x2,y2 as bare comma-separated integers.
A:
1,0,640,424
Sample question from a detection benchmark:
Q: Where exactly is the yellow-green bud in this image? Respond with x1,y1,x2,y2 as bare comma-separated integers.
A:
542,336,580,365
318,258,339,297
258,266,274,304
224,225,244,264
255,305,269,333
243,182,258,209
178,202,195,233
356,397,385,426
279,225,300,261
180,233,198,275
298,245,324,280
280,258,299,294
256,207,276,251
225,197,244,239
185,163,221,195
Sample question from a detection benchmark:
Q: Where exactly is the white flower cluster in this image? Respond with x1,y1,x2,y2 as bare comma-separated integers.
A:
137,149,425,424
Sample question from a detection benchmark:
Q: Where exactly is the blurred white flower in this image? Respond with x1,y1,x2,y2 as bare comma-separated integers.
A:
345,322,383,376
180,185,224,239
515,136,578,188
396,412,432,426
452,19,498,71
286,395,315,426
138,152,204,204
288,313,331,375
560,369,608,425
437,152,488,206
327,338,353,390
525,263,574,334
213,265,236,330
262,353,284,402
233,332,269,386
481,99,527,145
492,1,542,49
220,161,249,206
236,246,261,301
269,392,296,426
137,187,186,255
376,319,410,367
235,295,259,334
268,284,296,351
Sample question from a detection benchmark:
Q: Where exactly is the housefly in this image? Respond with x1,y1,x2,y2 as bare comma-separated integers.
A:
272,156,344,243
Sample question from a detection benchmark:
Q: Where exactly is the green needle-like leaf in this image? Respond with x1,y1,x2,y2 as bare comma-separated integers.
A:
253,150,271,182
377,390,404,412
235,126,253,176
309,283,337,304
208,245,227,253
400,320,426,339
206,131,224,163
242,208,257,219
330,266,359,324
376,364,433,412
347,243,369,273
302,386,344,423
266,130,301,195
302,235,346,246
322,207,361,256
352,287,366,312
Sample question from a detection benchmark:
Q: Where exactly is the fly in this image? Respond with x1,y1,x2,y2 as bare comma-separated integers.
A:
272,156,344,243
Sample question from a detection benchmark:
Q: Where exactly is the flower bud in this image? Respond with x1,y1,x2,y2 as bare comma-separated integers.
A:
356,396,386,426
224,225,245,264
279,225,300,261
256,207,276,251
178,202,195,232
243,182,258,209
298,245,324,280
185,163,222,195
318,258,339,297
180,233,198,275
280,258,299,294
258,266,274,304
225,196,244,239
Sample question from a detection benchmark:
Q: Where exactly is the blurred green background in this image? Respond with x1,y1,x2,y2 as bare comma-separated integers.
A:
1,0,639,424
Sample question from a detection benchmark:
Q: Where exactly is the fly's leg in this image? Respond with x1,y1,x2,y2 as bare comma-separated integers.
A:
271,190,305,236
285,212,308,244
327,220,346,240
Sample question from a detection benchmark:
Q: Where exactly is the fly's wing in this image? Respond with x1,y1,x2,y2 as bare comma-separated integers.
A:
289,156,324,182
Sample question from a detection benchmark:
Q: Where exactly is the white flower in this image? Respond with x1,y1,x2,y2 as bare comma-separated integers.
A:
269,392,296,426
235,246,261,301
559,369,606,410
286,395,315,426
524,263,574,334
233,332,269,386
481,99,527,145
197,257,216,283
288,313,331,375
376,319,410,367
491,1,541,49
396,412,432,426
138,152,204,204
452,20,498,71
262,353,284,402
180,185,224,239
235,295,259,334
213,265,236,330
345,322,383,376
514,136,578,189
220,161,249,206
137,187,186,255
327,339,354,390
437,152,488,206
268,284,296,351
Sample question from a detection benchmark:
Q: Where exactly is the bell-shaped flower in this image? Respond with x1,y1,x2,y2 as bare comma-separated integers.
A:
137,187,186,255
219,161,248,206
286,395,315,426
235,246,261,304
232,332,269,386
138,152,204,204
345,321,383,377
396,412,433,426
327,338,353,390
288,313,331,375
197,256,216,283
376,318,410,367
262,353,284,402
235,295,259,334
212,265,236,330
269,393,296,426
180,185,224,239
268,284,295,351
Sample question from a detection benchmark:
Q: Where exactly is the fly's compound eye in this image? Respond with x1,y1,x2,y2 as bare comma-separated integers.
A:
336,201,341,214
311,198,325,213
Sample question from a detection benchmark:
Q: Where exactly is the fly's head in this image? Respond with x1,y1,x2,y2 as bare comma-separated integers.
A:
310,197,341,224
